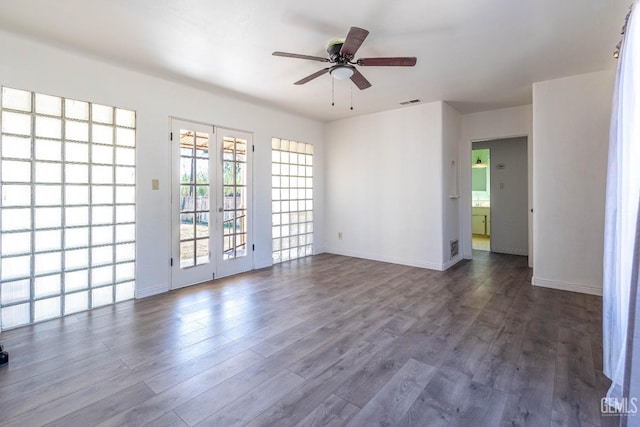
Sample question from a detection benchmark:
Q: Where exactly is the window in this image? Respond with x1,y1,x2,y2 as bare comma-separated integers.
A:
222,136,248,260
179,129,210,267
0,87,136,329
271,138,313,263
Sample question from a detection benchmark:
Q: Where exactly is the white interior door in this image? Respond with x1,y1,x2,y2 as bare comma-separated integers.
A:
216,129,253,278
171,119,215,289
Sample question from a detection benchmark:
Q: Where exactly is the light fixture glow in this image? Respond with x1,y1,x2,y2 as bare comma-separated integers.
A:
472,157,487,168
330,65,354,80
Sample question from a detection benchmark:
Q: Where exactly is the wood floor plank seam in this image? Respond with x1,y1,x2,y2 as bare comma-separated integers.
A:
0,252,617,427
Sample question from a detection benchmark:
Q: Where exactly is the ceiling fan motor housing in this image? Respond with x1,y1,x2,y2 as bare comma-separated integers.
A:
327,42,345,62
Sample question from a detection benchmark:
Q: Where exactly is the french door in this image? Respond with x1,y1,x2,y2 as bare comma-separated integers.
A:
215,129,253,278
171,120,252,289
171,120,214,289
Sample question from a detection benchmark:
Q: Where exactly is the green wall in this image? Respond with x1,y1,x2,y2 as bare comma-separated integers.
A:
472,149,490,200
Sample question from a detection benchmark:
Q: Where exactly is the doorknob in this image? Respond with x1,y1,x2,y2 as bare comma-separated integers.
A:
218,207,223,212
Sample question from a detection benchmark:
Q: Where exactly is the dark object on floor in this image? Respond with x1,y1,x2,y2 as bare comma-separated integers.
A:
0,343,8,368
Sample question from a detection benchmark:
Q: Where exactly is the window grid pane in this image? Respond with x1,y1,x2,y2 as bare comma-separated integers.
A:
271,138,313,264
222,137,247,261
0,86,136,330
179,129,210,268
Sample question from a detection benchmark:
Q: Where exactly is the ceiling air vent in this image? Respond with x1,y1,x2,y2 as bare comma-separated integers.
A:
400,99,421,105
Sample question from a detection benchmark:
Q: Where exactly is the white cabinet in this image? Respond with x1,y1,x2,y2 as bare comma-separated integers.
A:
472,207,491,236
472,215,486,235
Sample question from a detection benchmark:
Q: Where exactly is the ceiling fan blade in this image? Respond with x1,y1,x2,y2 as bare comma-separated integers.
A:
357,57,417,67
272,51,329,63
294,68,331,85
350,69,372,90
340,27,369,57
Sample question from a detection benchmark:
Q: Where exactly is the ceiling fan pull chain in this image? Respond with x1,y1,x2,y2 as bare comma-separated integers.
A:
332,78,335,106
350,84,354,110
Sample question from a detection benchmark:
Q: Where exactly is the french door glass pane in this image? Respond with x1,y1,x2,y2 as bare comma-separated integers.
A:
0,86,136,329
222,137,247,260
178,128,210,268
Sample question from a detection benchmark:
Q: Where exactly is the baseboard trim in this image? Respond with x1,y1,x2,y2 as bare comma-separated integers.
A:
532,277,602,296
326,248,458,271
136,284,168,299
254,257,273,270
442,256,463,270
491,247,529,256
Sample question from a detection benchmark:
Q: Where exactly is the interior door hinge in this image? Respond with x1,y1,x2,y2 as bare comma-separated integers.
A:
170,132,173,141
252,145,255,152
170,258,173,266
252,244,255,251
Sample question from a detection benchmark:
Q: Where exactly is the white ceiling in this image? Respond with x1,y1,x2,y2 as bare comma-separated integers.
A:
0,0,629,122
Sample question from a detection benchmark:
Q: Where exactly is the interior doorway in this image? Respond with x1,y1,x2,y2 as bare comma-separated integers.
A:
471,148,491,251
470,137,528,257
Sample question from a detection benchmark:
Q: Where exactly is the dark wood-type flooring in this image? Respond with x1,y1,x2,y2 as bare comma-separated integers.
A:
0,252,617,426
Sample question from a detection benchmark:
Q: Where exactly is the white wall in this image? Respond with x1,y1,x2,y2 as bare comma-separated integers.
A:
460,105,533,264
442,103,462,267
472,137,528,256
0,30,325,298
532,70,614,296
325,101,449,269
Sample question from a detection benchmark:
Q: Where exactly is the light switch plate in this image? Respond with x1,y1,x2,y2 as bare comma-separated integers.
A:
152,179,159,190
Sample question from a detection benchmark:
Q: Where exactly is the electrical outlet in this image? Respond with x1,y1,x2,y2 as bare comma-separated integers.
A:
151,179,160,190
338,232,343,240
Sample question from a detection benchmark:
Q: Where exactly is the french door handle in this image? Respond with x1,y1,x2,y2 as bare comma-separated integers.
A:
218,207,223,212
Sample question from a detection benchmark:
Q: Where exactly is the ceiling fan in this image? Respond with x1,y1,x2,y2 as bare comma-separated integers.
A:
273,26,417,90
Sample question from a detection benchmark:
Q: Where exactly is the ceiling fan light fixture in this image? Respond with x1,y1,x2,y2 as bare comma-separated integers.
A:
330,65,355,80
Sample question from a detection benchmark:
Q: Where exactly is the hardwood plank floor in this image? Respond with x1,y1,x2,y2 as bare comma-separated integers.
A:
0,251,617,426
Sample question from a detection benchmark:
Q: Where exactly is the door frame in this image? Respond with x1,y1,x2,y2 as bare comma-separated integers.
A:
464,134,532,268
169,118,255,290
